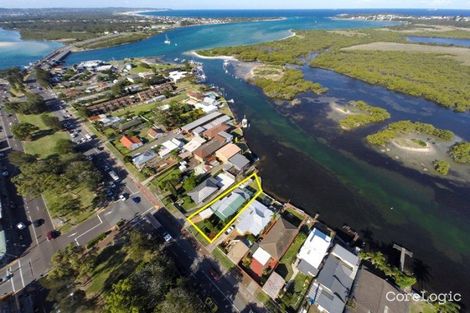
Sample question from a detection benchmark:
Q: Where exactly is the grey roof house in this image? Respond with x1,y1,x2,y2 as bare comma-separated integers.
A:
187,177,220,204
132,150,157,169
228,153,250,172
345,268,409,313
307,245,360,313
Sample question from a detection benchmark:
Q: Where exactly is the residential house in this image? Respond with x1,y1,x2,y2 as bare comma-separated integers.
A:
120,135,143,150
132,150,157,169
215,143,241,163
188,177,220,204
263,272,285,300
307,244,360,313
228,153,250,172
226,239,250,265
295,228,332,276
345,268,409,313
158,138,184,158
202,123,230,139
235,200,274,236
181,111,222,133
193,139,225,163
147,127,164,139
217,131,233,143
187,91,204,102
210,189,250,221
194,101,218,114
183,136,206,153
258,218,298,262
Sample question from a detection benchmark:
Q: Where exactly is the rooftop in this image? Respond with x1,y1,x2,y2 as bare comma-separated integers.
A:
296,228,332,276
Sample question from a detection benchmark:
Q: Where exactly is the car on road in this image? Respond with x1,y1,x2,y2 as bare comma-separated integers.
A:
204,297,218,313
46,230,59,241
208,267,221,281
131,196,141,204
2,170,8,177
16,222,26,230
163,233,173,242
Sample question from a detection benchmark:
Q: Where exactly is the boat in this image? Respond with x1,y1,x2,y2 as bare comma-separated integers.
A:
164,34,171,45
241,115,249,128
227,99,235,104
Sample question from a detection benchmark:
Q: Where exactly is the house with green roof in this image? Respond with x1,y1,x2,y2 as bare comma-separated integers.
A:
211,189,250,221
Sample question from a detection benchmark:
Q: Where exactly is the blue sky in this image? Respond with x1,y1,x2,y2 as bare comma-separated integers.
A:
2,0,470,9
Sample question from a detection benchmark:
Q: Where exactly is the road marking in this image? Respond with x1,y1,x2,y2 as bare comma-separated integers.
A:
74,213,104,246
104,211,112,216
9,266,15,293
142,207,155,215
68,232,77,237
18,260,25,288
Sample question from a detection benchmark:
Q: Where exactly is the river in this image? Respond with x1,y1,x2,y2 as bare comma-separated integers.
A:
2,9,470,305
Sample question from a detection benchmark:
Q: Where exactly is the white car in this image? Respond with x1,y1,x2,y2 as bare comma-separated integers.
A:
119,194,127,201
16,222,26,230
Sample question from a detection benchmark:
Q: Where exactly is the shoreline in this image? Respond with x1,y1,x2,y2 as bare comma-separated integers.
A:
188,50,239,61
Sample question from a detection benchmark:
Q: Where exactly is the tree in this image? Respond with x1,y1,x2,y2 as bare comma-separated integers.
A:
8,151,36,167
434,301,461,313
35,67,51,87
182,175,197,192
104,279,140,313
155,287,202,313
448,141,470,164
11,122,39,140
41,114,62,131
5,93,46,114
55,139,75,154
433,160,450,175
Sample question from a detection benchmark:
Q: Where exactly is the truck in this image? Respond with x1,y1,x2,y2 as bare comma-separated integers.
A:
108,170,119,182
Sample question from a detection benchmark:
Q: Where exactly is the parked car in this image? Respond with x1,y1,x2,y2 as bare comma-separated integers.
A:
119,194,127,201
2,171,9,177
131,196,141,204
46,230,59,241
33,219,44,227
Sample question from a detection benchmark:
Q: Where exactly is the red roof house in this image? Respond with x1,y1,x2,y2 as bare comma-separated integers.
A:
120,135,143,150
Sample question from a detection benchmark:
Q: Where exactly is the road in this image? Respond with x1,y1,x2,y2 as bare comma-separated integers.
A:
0,77,264,312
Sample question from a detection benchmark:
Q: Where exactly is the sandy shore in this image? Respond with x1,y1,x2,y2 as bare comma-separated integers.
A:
188,50,239,61
0,42,16,47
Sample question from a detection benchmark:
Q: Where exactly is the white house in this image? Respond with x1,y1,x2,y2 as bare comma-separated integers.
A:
159,138,184,157
235,200,274,236
296,228,332,276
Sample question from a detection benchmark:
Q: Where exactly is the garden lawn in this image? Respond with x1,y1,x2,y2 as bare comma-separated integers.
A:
278,231,308,281
212,247,235,271
43,186,96,231
18,112,70,158
23,131,69,158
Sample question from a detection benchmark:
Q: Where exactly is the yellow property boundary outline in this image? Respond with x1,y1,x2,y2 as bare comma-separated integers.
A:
187,172,263,243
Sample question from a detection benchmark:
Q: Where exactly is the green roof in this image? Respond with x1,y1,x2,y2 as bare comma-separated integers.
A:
212,190,249,221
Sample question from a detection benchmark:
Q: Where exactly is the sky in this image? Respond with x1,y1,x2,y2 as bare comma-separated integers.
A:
1,0,470,9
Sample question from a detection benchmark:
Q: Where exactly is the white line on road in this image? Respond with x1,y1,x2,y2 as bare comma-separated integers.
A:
74,213,104,246
142,207,156,215
104,211,112,216
18,260,25,288
9,266,15,293
68,232,77,237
